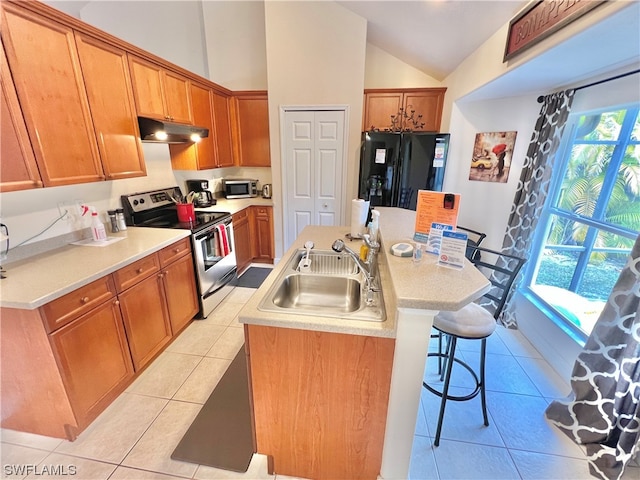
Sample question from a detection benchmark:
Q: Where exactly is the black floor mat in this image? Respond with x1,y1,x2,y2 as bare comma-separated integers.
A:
171,347,254,472
236,267,272,289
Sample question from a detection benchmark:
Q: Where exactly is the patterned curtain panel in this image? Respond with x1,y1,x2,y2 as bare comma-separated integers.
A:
500,90,575,328
545,234,640,480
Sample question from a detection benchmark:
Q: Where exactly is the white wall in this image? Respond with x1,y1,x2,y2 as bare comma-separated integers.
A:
443,95,539,251
264,1,367,259
364,43,441,89
80,0,209,78
201,1,267,90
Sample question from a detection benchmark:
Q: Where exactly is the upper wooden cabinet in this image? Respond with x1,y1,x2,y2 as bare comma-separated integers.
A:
1,4,104,187
232,92,271,167
211,91,234,168
0,40,42,192
74,34,146,180
363,88,446,133
169,83,234,170
128,55,193,124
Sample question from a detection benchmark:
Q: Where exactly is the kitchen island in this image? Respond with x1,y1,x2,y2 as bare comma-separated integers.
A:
238,207,490,480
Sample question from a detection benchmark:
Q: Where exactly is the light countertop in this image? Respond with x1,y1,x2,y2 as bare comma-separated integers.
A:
375,207,491,311
196,197,273,215
0,227,191,310
238,207,490,338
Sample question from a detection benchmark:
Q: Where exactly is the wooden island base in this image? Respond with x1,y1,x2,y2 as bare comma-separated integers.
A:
245,324,395,480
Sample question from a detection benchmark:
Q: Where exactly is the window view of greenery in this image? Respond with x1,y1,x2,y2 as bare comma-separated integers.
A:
531,106,640,336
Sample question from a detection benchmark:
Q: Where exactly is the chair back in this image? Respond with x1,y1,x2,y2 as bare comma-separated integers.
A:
456,226,487,261
468,246,526,320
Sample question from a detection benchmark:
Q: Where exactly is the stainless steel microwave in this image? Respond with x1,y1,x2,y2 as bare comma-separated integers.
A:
223,179,258,199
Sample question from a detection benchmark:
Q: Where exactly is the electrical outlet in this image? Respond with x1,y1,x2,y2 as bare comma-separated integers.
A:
58,201,84,221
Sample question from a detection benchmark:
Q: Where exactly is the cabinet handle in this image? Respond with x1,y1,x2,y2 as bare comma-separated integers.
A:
81,296,90,304
136,268,143,274
114,299,120,306
174,248,180,253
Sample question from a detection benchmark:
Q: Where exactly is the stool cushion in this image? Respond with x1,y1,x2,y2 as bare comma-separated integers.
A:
434,302,496,339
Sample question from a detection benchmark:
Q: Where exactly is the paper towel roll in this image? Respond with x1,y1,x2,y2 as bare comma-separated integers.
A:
350,199,370,237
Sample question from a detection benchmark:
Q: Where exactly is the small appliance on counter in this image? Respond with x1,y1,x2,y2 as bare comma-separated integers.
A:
223,178,258,199
186,179,216,207
262,183,272,199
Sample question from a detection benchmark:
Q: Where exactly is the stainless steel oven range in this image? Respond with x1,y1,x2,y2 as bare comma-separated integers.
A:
121,186,237,318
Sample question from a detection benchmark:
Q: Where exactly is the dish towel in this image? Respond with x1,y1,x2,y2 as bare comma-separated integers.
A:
216,224,230,257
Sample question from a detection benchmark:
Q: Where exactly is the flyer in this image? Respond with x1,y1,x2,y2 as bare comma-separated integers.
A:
425,222,454,255
413,190,460,243
438,230,468,269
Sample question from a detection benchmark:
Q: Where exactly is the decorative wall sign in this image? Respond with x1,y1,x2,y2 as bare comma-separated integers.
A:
469,131,517,183
504,0,604,61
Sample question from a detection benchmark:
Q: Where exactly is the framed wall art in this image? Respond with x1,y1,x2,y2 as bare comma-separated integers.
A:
469,131,517,183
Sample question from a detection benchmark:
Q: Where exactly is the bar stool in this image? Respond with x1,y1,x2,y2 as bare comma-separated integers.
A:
423,246,526,446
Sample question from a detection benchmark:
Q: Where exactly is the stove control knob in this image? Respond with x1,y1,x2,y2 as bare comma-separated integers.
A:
133,200,138,206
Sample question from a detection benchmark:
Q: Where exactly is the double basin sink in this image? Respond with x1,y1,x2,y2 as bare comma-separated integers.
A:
257,248,386,322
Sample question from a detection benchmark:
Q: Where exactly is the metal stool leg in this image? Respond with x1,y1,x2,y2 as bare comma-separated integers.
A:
433,335,457,447
480,338,489,426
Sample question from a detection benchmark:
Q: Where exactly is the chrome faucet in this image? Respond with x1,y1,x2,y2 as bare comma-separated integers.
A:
332,234,381,302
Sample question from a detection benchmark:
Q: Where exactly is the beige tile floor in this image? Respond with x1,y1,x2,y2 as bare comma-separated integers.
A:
2,268,639,480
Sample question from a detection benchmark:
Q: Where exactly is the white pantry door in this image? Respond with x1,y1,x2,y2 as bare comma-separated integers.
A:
282,109,346,249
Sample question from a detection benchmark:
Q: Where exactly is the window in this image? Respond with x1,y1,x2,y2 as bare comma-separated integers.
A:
527,105,640,338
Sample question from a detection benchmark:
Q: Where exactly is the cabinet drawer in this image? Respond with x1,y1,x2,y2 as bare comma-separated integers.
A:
253,206,270,217
232,208,249,222
159,238,192,267
40,276,117,333
113,254,160,293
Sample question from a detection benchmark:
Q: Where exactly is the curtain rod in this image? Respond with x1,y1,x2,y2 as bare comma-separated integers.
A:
536,69,640,103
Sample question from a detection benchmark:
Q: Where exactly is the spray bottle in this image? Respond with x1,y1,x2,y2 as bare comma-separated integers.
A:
82,205,107,242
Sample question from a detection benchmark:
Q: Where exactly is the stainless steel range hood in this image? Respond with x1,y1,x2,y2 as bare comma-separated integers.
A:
137,116,209,144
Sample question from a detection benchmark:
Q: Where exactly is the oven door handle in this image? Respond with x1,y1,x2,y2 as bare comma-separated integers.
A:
194,219,232,242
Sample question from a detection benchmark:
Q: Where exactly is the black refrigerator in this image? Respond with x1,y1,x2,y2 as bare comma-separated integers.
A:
358,131,450,210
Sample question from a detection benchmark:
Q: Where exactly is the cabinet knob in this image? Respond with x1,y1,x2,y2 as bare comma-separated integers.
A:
323,203,328,208
81,296,90,304
114,300,120,306
174,248,180,253
136,268,143,274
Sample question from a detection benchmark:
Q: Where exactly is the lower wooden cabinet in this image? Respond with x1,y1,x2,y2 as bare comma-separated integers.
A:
251,206,274,263
233,206,274,273
233,208,253,274
0,238,199,440
118,273,172,371
161,252,199,334
49,299,133,429
246,324,395,480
